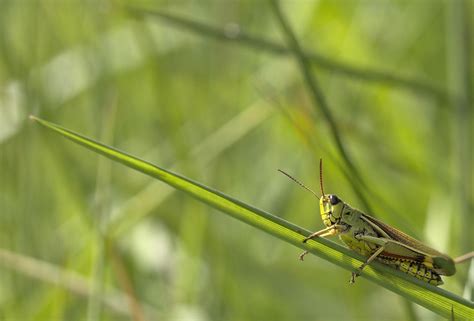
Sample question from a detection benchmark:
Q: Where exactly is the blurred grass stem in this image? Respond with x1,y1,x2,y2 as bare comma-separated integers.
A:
127,7,447,101
446,0,473,299
0,248,157,318
269,0,372,213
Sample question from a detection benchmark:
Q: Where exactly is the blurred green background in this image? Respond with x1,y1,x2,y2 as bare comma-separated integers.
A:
0,1,472,320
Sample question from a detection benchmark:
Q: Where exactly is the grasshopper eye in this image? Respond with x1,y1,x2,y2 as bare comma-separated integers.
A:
329,195,340,205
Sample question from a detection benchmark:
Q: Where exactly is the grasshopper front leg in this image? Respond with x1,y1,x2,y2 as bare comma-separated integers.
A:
299,224,346,261
350,234,388,284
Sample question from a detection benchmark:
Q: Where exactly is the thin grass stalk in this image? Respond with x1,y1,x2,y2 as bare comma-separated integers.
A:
447,0,473,298
269,0,373,214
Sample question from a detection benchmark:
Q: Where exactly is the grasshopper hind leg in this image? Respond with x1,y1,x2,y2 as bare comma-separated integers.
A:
349,235,388,284
350,246,385,284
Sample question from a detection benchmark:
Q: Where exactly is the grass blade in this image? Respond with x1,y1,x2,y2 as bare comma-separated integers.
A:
30,115,474,320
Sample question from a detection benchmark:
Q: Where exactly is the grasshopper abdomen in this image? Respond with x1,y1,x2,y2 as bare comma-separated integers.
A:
378,255,443,285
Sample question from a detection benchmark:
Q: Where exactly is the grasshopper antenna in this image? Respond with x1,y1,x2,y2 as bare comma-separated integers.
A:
278,169,320,199
319,158,325,197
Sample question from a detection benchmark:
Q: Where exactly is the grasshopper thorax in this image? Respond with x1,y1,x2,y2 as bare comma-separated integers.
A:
320,194,345,227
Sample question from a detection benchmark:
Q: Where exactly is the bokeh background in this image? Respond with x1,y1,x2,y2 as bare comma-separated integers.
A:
0,1,472,320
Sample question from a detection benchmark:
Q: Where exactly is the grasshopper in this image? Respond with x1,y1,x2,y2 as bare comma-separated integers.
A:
279,160,473,285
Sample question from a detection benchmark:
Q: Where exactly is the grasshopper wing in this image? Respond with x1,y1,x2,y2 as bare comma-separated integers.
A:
360,214,455,276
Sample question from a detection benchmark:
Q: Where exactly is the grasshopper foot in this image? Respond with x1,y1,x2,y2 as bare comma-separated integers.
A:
349,272,360,284
350,263,366,284
299,251,308,261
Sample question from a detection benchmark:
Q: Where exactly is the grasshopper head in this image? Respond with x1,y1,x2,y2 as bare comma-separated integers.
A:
319,194,344,227
317,160,345,227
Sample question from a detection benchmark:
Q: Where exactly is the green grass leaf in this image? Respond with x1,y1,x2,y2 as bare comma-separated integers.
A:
30,115,474,320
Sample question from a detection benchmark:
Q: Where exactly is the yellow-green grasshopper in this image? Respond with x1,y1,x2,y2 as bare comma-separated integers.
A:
279,160,474,285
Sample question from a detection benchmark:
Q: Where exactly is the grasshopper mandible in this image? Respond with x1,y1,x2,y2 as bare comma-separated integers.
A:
279,159,473,285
